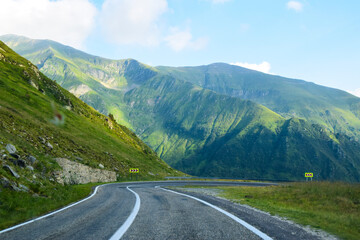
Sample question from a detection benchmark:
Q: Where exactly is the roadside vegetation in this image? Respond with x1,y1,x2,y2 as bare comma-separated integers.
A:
199,182,359,240
0,183,99,230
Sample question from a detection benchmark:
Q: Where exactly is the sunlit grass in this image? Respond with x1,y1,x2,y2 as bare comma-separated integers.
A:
214,182,360,240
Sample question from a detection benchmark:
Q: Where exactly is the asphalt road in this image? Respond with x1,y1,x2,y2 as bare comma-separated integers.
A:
0,181,326,240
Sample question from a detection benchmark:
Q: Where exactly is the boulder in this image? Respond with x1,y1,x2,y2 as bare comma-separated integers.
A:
38,137,46,144
0,177,11,188
10,153,20,159
99,164,104,169
5,144,16,154
3,165,20,178
17,159,27,168
46,142,53,150
19,184,29,192
26,165,34,171
27,155,37,165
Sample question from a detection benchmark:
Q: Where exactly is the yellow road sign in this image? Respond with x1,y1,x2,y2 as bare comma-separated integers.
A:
129,168,139,173
305,172,313,177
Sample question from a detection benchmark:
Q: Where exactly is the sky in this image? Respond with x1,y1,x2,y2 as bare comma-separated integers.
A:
0,0,359,96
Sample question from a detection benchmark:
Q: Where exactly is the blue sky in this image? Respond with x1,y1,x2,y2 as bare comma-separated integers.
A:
1,0,359,96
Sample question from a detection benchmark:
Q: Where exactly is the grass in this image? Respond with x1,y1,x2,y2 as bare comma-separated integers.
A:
193,182,360,240
0,40,183,230
0,182,100,230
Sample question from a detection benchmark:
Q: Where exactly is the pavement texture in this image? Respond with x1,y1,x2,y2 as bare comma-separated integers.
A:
0,181,331,240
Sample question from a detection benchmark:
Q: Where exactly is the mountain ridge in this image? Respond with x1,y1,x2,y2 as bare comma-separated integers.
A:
2,35,360,181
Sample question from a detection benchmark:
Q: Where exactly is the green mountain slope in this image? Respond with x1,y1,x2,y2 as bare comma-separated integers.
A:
1,34,157,129
158,63,360,140
125,75,360,181
2,35,360,181
0,40,178,186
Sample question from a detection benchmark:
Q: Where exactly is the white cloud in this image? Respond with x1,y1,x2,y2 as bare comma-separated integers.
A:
347,88,360,98
99,0,168,46
230,61,272,74
0,0,97,49
287,1,303,12
165,27,208,52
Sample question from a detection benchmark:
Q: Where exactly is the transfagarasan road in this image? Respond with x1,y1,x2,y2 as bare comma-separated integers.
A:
0,181,324,240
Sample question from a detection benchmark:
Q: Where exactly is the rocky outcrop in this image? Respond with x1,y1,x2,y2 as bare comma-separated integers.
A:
54,158,116,185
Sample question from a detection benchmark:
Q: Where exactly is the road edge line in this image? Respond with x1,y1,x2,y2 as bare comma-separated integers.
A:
0,184,104,235
157,186,273,240
109,186,141,240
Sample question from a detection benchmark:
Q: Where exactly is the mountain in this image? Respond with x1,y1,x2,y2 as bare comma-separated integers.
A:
157,64,360,140
2,34,360,181
0,40,179,189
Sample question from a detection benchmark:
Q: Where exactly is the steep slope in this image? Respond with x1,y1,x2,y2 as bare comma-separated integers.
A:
125,75,360,181
2,35,360,181
1,34,157,129
157,63,360,140
0,40,179,187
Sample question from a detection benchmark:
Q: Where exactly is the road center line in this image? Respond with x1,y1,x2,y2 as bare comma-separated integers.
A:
109,186,141,240
0,184,103,235
157,186,273,240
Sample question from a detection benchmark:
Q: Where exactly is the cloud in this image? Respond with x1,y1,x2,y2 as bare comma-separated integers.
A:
0,0,97,49
230,61,272,74
347,89,360,98
99,0,168,46
287,1,303,12
165,27,208,52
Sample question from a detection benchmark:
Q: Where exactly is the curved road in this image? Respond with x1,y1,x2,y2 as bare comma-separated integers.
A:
0,181,324,240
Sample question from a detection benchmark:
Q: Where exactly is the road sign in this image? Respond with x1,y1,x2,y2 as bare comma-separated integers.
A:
305,172,313,178
129,168,139,173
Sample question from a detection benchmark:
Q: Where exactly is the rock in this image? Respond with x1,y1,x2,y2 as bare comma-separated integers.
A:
49,178,55,182
5,144,16,154
27,155,37,165
26,165,34,171
99,164,104,169
148,172,155,176
46,142,53,150
0,177,11,188
54,158,116,185
11,185,22,192
3,165,20,178
75,156,83,161
38,137,46,144
19,184,29,192
32,193,39,198
32,174,37,179
10,153,20,159
1,154,7,159
114,167,119,171
17,159,26,168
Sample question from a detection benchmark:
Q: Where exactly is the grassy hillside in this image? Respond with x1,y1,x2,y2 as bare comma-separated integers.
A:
124,75,360,181
158,63,360,140
1,34,157,129
2,35,360,182
0,40,182,228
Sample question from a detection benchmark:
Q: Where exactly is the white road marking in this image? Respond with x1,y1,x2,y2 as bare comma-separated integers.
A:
157,186,273,240
109,186,141,240
0,184,103,234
